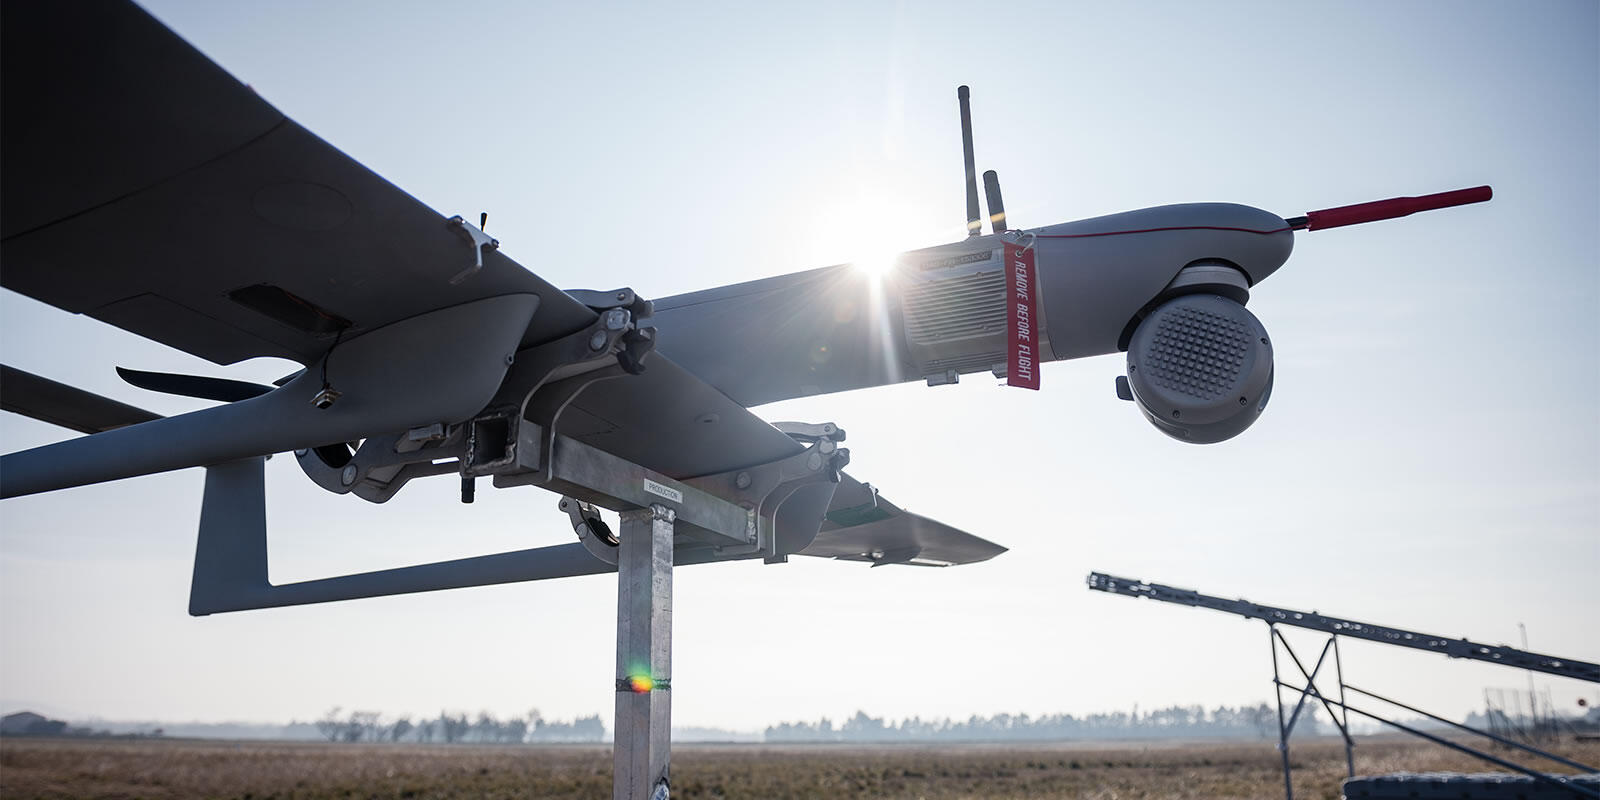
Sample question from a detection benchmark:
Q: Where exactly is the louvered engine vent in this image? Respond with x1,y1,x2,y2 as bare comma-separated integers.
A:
901,270,1007,344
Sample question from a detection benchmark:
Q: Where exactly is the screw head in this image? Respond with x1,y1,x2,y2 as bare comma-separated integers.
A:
340,464,358,486
589,330,608,351
735,472,752,490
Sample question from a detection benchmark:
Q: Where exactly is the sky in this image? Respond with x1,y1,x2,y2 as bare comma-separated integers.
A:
1,0,1596,734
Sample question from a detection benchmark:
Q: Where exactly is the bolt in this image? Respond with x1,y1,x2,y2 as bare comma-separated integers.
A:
589,330,608,351
340,464,358,486
603,309,630,331
504,353,515,366
807,452,823,471
735,472,752,490
294,449,308,457
616,291,628,301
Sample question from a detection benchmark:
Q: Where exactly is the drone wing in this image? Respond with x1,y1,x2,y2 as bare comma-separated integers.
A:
806,475,1005,566
1,1,597,368
1,0,595,496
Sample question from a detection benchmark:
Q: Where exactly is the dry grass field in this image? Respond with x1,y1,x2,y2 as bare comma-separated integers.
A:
2,735,1596,799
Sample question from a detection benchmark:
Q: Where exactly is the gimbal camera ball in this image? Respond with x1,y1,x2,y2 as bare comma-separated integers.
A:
1121,293,1274,444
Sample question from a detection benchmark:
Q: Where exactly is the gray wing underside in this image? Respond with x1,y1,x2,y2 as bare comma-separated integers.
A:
555,356,1004,565
809,475,1006,566
1,1,597,367
0,1,1004,567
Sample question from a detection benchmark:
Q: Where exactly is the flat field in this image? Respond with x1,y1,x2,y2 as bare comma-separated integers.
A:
2,735,1596,799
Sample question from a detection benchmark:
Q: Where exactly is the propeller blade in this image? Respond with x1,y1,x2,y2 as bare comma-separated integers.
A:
272,369,306,387
116,366,274,402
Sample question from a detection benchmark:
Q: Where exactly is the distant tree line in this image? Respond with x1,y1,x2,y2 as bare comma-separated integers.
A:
313,708,604,744
765,704,1307,742
0,711,162,740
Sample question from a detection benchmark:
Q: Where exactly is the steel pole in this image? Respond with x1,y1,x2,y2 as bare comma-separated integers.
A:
1333,636,1354,778
1270,625,1293,800
614,504,674,800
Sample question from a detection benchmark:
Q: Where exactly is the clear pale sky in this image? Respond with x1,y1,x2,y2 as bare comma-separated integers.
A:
1,0,1595,732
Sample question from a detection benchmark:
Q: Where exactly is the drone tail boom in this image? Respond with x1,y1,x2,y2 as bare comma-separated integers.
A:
190,457,621,615
0,365,162,434
0,294,537,499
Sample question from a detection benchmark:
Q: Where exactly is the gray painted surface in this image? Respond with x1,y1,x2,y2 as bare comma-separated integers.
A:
1,2,596,366
188,455,619,615
1,295,537,498
0,366,161,434
650,203,1293,406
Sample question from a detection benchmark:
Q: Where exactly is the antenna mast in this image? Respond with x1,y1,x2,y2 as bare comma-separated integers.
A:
958,86,981,237
983,169,1007,234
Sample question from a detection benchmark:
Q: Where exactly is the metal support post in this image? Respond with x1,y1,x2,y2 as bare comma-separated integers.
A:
1333,635,1353,779
1270,625,1293,800
614,504,674,800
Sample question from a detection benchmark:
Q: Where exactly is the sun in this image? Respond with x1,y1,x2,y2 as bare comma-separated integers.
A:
852,246,904,279
809,183,942,281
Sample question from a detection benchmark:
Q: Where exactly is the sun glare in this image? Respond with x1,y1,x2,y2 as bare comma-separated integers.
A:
812,184,939,281
853,248,903,279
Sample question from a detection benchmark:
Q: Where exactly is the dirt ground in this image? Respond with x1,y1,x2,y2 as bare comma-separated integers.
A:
2,735,1596,799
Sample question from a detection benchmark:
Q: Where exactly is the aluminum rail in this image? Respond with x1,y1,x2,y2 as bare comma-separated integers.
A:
1086,572,1599,683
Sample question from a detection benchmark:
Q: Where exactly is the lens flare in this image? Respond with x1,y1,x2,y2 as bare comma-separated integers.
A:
628,675,654,694
852,250,901,279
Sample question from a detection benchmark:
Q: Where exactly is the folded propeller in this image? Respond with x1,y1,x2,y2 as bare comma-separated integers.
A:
115,366,275,403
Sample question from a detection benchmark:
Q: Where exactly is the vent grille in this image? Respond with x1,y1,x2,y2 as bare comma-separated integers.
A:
901,271,1006,344
925,352,1005,373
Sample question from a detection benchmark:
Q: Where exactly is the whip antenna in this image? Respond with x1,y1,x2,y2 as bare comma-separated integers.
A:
958,86,981,237
983,169,1007,234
